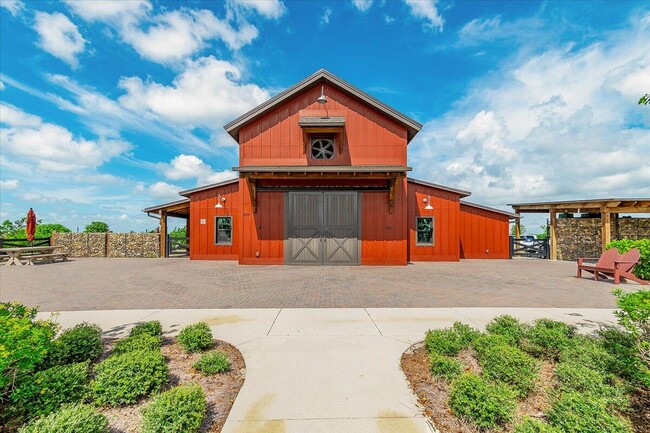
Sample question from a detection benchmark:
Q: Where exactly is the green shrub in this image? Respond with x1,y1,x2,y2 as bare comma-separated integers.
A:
599,325,649,386
177,322,213,353
555,361,629,409
112,333,162,356
0,303,57,391
547,391,632,433
449,373,516,429
48,322,103,366
18,403,108,433
607,238,650,280
559,334,613,373
91,349,168,406
429,353,463,381
425,322,478,356
479,345,539,397
130,321,163,338
521,318,574,359
485,315,527,345
472,334,512,357
193,350,231,375
514,418,562,433
614,288,650,378
10,361,89,418
141,384,206,433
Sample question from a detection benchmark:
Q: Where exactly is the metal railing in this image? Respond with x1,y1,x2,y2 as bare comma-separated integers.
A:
166,236,190,257
0,237,51,249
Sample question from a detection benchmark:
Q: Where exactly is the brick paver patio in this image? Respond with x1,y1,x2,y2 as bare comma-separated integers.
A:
0,258,627,311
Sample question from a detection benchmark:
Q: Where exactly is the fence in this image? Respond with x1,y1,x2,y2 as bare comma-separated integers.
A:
166,235,190,257
51,232,160,258
509,237,549,259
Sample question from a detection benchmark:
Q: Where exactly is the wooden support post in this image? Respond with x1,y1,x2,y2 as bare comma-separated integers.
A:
388,175,400,214
515,218,521,238
185,217,190,238
160,210,167,258
549,208,557,261
601,208,611,253
245,175,257,213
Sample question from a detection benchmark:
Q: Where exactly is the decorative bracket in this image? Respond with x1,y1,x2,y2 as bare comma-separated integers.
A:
388,174,401,214
245,175,257,213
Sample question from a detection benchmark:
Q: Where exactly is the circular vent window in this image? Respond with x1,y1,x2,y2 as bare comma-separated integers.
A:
311,138,335,159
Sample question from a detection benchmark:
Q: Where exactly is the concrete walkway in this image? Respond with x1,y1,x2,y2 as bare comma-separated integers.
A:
39,307,617,433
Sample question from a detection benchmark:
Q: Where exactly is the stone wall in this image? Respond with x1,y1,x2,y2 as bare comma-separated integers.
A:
52,232,160,258
556,217,650,261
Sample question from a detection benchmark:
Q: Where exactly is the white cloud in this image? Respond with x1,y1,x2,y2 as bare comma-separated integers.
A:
0,0,24,16
384,15,395,24
410,16,650,208
456,15,546,48
404,0,443,31
118,56,269,131
0,103,131,172
119,9,258,63
352,0,373,13
161,154,237,186
148,181,182,200
0,81,4,90
63,0,151,23
321,7,332,26
33,12,87,68
0,179,19,190
230,0,286,19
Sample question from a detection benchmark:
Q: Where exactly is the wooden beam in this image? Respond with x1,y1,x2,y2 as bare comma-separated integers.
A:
601,207,611,253
160,210,167,258
515,218,521,238
549,208,557,260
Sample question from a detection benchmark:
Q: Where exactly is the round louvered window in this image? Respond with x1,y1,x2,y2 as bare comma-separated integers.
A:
311,138,335,159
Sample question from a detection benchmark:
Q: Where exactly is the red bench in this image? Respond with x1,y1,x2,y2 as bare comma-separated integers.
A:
577,248,648,285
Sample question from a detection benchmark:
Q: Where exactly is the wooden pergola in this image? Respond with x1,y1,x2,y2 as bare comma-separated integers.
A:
143,199,190,257
509,198,650,260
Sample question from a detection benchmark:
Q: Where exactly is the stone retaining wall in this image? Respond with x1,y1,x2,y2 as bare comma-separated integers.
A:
556,217,650,261
52,232,160,258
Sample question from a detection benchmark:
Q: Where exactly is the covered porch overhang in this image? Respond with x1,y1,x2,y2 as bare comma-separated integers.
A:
233,165,411,214
143,198,190,257
508,198,650,260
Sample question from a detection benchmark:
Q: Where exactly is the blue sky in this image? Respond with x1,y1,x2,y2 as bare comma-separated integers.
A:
0,0,648,233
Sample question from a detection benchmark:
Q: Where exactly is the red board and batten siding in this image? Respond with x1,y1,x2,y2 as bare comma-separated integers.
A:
238,84,408,167
239,178,284,265
407,180,461,262
459,204,510,259
361,177,408,265
189,182,240,260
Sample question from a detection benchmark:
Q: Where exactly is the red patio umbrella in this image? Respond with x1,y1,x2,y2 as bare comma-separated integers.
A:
26,208,36,243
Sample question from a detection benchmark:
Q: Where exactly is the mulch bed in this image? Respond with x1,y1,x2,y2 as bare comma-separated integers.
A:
401,343,557,433
100,337,245,433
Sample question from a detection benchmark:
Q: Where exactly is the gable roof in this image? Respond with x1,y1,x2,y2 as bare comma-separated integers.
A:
407,177,471,198
179,178,239,197
224,69,423,143
461,201,519,219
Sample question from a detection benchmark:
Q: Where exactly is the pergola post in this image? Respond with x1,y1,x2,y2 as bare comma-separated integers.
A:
601,208,611,253
549,208,557,260
514,217,521,238
160,210,167,258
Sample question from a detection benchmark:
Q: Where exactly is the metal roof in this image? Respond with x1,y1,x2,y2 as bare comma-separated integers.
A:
407,177,471,198
298,116,345,127
461,201,519,218
178,178,239,197
234,165,411,173
224,69,423,143
142,198,189,213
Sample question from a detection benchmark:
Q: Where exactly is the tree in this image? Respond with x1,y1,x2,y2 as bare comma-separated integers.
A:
169,227,187,238
640,94,649,105
510,224,526,236
1,219,71,239
84,221,109,233
536,225,549,240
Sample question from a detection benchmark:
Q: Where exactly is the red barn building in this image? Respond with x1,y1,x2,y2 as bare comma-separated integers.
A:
145,70,515,265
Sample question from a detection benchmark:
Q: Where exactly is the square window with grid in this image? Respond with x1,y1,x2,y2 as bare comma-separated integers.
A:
215,216,232,245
